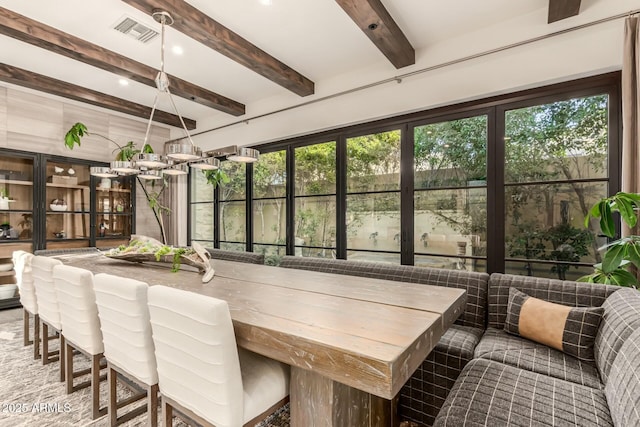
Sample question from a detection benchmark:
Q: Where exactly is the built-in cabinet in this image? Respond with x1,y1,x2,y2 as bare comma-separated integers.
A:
0,149,136,309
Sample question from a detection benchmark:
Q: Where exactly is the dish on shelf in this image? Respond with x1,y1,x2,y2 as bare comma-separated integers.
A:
0,284,17,300
0,262,13,272
50,204,68,211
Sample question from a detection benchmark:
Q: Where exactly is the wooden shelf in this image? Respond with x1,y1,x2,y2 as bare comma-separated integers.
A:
46,183,90,190
0,179,32,186
46,211,90,214
0,296,20,310
96,188,131,193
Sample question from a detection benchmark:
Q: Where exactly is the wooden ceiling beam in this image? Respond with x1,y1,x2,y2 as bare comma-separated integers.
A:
0,7,245,116
0,63,197,130
335,0,414,69
548,0,581,23
121,0,315,97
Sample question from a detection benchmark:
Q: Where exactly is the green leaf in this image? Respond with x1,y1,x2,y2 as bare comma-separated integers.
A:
616,198,637,228
599,202,615,238
142,144,154,154
607,269,638,287
64,122,89,149
626,242,640,269
601,243,626,273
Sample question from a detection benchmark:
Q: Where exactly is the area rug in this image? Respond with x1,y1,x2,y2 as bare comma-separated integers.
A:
0,319,290,426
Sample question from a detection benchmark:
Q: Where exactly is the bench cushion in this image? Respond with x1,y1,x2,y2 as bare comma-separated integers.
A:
594,288,640,384
604,327,640,427
400,325,483,426
279,256,489,329
474,328,602,389
433,358,613,427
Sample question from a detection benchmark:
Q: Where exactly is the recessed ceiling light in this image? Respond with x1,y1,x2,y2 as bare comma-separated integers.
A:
118,79,129,86
259,0,273,5
172,45,184,55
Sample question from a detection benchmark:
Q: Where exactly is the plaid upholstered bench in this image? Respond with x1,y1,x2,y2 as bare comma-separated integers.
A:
433,274,640,427
206,248,265,264
278,256,489,426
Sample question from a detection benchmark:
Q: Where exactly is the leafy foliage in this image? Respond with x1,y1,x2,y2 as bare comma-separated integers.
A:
64,122,88,149
203,169,230,188
63,122,168,242
579,192,640,287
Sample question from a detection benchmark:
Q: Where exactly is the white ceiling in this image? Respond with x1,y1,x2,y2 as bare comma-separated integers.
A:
0,0,634,138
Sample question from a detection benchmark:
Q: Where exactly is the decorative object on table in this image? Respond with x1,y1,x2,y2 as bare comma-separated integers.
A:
50,198,68,211
53,231,66,239
54,166,64,174
106,235,214,283
67,168,75,176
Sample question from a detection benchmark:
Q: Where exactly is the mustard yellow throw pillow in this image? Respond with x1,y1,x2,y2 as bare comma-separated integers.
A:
504,287,604,362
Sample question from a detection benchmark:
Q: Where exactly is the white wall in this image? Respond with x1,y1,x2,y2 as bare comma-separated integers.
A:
186,2,628,149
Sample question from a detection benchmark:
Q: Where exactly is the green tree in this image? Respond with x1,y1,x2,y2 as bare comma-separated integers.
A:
253,151,286,246
295,142,337,256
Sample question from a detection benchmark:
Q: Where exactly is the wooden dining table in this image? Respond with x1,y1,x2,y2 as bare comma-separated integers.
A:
59,253,466,427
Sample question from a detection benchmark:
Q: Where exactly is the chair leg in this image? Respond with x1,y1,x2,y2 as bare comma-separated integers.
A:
41,322,49,366
162,398,173,427
23,309,31,346
59,334,66,382
65,341,74,394
147,384,159,427
92,354,106,419
33,314,40,360
108,366,118,426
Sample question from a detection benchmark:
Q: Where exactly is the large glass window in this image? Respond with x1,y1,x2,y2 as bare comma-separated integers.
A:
413,115,488,272
219,161,246,251
346,130,401,263
253,150,286,264
504,95,609,280
188,75,619,279
190,169,214,245
295,142,336,258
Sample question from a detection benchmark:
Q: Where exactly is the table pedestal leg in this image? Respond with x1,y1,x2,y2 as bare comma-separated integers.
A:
290,367,399,427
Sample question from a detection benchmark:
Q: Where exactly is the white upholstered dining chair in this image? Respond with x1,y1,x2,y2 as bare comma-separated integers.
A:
52,264,106,419
31,255,65,381
13,250,39,358
147,286,290,427
93,273,159,427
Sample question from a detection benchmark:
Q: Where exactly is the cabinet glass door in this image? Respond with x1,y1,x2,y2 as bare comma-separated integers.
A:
95,176,133,248
0,154,34,247
45,160,90,249
0,152,35,309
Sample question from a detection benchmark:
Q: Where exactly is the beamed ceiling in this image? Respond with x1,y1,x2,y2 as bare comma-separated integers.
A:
0,0,619,135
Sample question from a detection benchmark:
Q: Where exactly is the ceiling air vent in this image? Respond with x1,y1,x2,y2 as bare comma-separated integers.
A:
113,16,159,43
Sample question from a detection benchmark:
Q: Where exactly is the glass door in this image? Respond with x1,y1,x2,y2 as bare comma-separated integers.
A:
0,151,35,309
94,175,134,249
44,159,91,250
